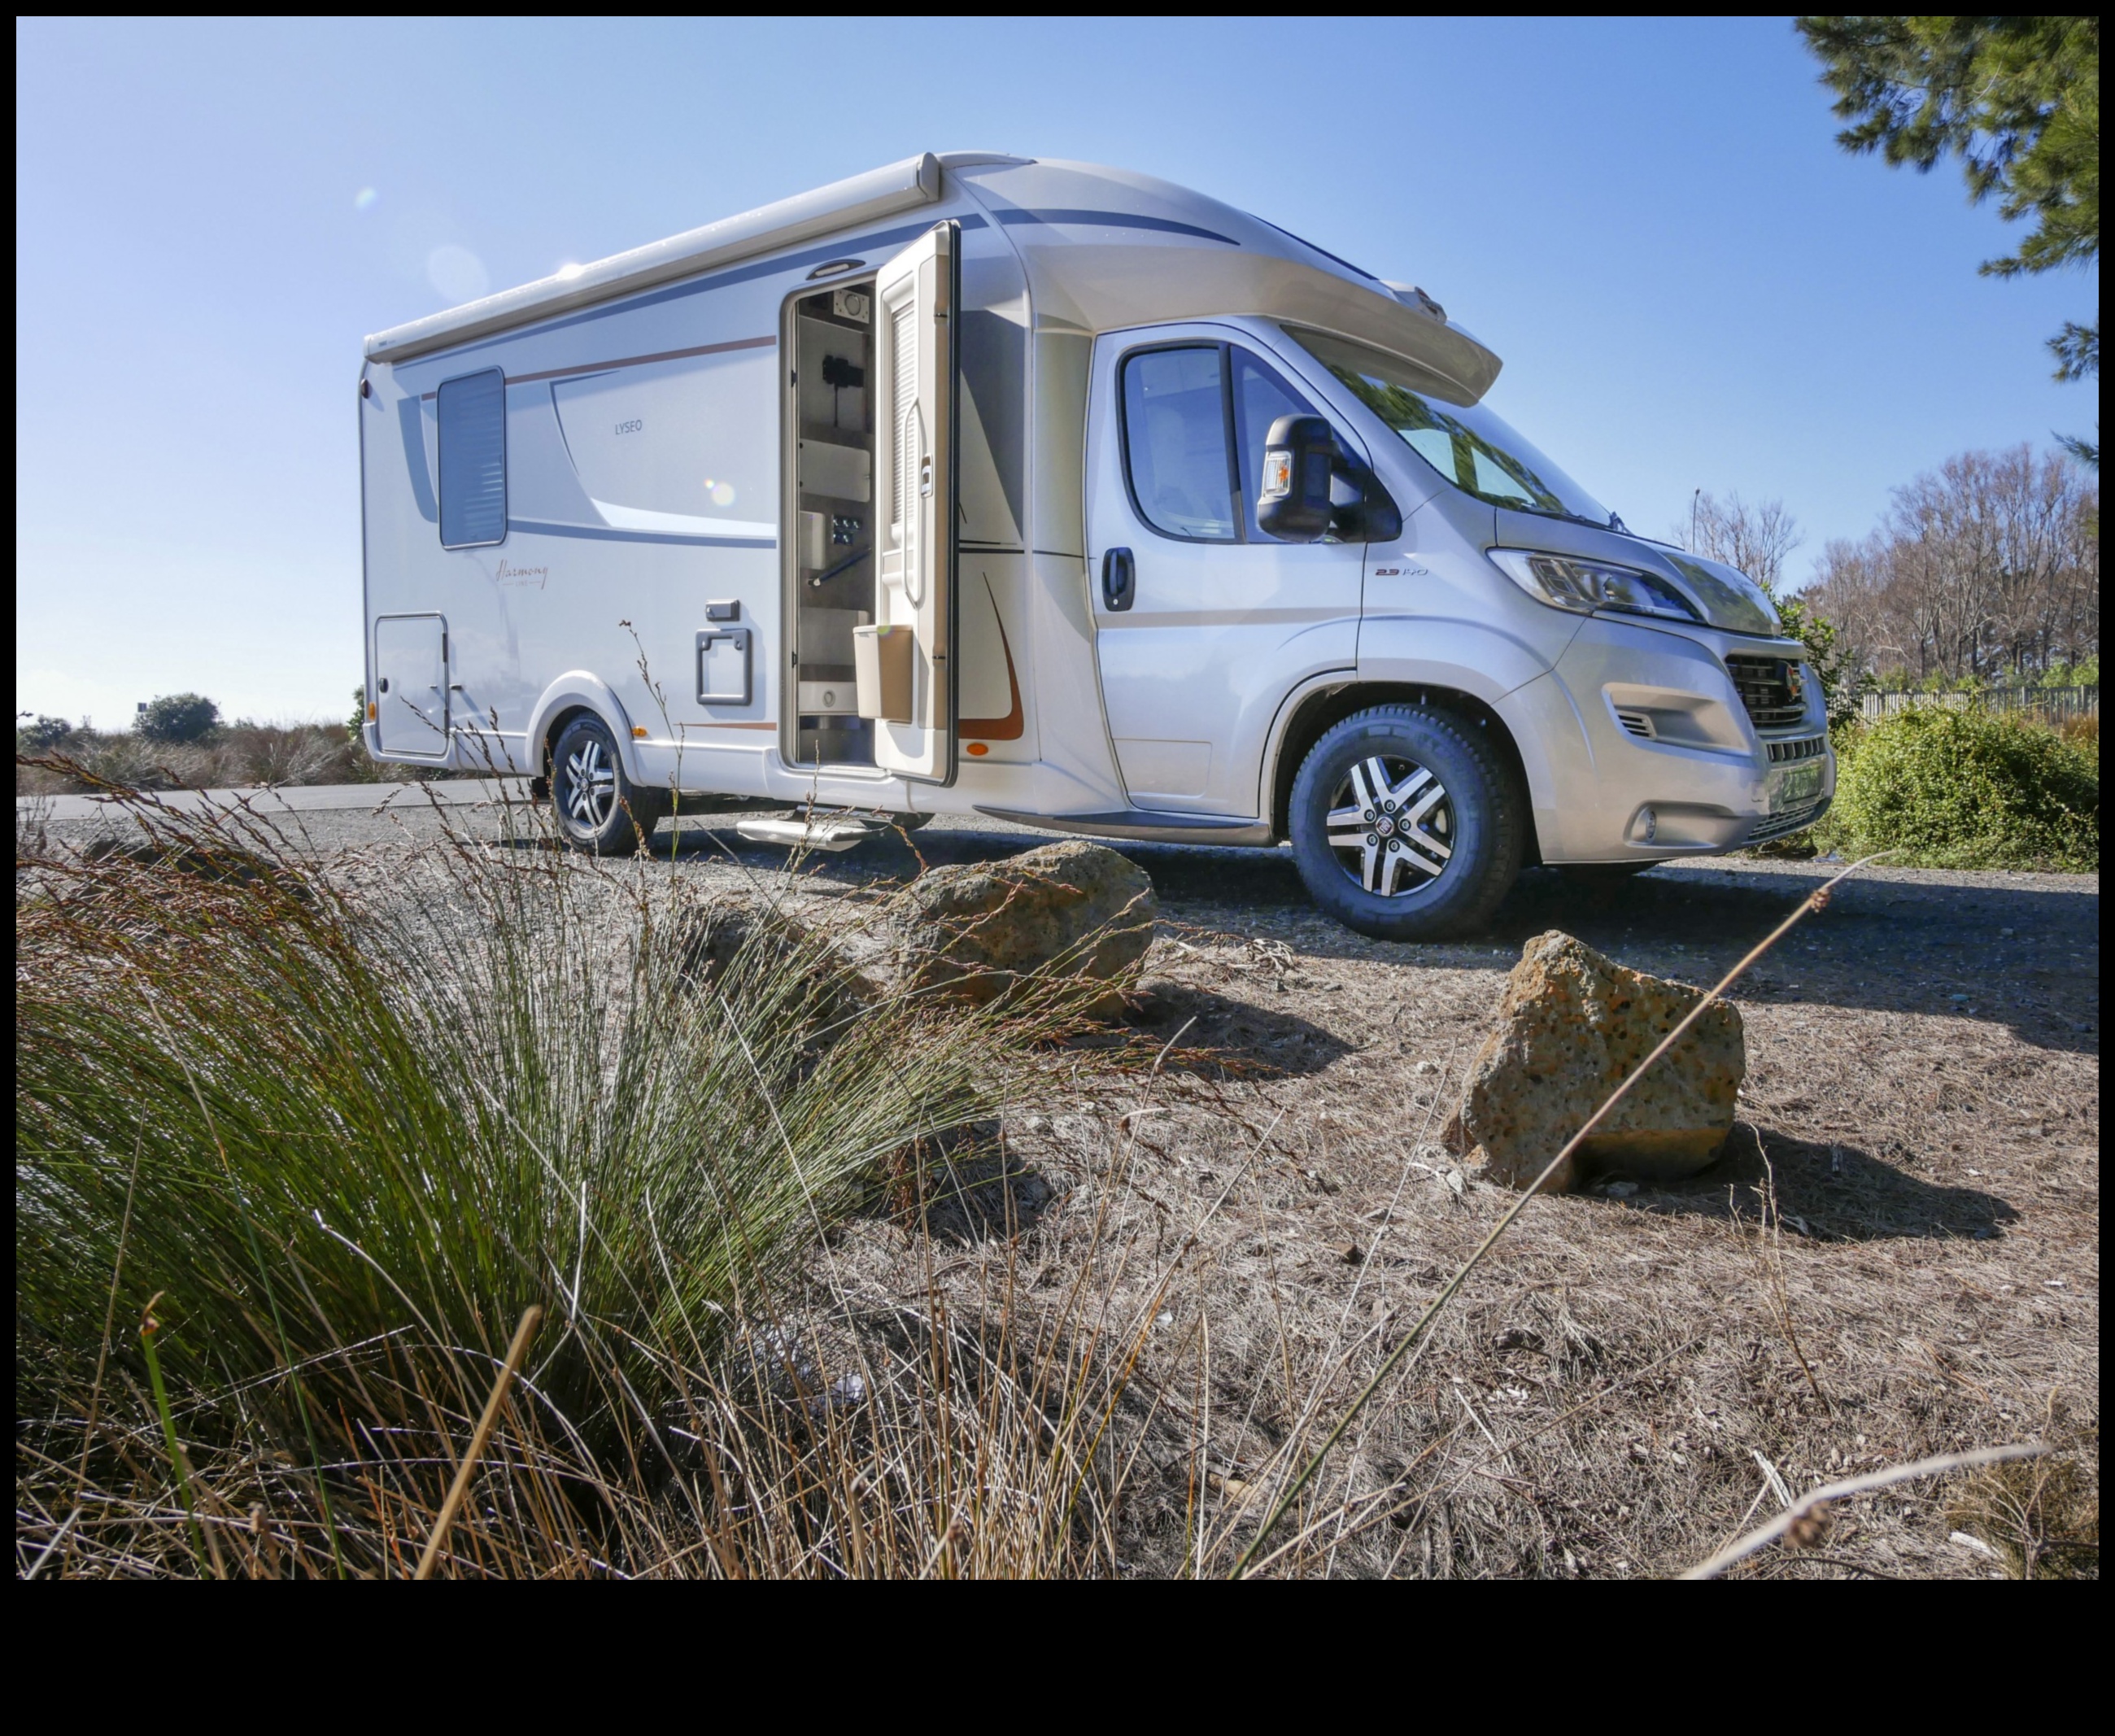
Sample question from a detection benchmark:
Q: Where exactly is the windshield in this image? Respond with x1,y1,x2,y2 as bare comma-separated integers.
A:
1284,326,1612,526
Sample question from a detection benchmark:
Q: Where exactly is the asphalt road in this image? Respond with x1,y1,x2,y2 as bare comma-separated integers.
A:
21,780,2100,1055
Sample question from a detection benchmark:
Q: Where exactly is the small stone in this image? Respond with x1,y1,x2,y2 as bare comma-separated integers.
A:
1445,931,1745,1193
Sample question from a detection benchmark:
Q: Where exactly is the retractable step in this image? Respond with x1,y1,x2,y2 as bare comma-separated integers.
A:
735,811,893,853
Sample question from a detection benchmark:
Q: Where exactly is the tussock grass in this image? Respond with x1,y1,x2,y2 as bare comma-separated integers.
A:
17,795,1138,1577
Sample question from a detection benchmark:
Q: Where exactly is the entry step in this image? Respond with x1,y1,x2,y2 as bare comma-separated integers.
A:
735,810,895,853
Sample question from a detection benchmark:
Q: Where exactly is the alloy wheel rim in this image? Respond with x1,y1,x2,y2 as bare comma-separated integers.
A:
563,739,617,832
1325,753,1454,896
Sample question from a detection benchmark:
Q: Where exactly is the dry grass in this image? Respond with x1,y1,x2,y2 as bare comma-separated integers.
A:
812,865,2098,1578
16,723,378,796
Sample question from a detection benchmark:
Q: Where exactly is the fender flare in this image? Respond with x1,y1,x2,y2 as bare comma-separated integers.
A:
1258,622,1553,809
1255,623,1590,852
525,672,646,784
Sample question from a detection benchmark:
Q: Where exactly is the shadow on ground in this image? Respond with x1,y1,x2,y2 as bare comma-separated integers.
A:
1590,1123,2021,1242
1119,979,1353,1079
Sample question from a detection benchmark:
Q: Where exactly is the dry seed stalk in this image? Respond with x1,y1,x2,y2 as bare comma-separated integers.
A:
416,1306,544,1580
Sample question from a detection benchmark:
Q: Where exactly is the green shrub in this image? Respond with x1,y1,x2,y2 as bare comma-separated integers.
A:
1819,706,2099,870
137,692,222,744
16,714,74,752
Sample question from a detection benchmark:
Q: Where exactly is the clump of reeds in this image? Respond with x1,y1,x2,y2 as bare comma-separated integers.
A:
16,795,1130,1577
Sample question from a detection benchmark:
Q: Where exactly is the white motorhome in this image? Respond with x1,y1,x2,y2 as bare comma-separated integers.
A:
360,152,1833,939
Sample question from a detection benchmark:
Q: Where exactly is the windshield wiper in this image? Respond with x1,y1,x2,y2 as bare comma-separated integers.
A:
1514,503,1620,534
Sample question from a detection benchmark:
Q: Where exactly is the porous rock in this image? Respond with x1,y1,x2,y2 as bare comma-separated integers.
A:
887,840,1157,1011
1449,931,1744,1192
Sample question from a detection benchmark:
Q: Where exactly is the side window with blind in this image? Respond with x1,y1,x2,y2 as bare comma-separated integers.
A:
437,369,507,548
1119,346,1236,541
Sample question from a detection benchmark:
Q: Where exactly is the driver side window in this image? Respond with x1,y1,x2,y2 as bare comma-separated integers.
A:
1119,340,1346,544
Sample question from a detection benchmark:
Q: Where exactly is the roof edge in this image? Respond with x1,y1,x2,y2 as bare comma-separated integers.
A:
364,152,943,366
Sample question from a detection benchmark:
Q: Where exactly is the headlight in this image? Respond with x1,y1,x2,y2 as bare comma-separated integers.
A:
1487,549,1702,623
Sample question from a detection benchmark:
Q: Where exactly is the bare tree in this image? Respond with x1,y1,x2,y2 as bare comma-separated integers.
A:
1672,491,1803,592
1805,445,2098,685
1808,533,1897,678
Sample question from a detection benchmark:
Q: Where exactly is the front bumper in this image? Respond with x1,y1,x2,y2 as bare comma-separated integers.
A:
1513,616,1834,862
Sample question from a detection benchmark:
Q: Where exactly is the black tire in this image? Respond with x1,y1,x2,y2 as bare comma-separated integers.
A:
549,713,668,856
1289,703,1525,940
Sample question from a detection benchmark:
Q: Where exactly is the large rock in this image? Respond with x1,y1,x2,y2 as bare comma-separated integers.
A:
1449,931,1744,1193
887,840,1157,1010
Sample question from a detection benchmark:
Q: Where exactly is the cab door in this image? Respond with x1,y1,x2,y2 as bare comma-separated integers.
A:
870,221,960,783
1085,329,1366,816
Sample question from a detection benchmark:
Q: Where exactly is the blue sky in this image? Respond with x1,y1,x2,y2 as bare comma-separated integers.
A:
15,16,2095,725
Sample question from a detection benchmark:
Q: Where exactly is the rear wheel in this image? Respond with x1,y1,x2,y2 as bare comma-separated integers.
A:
1289,703,1524,940
550,714,667,855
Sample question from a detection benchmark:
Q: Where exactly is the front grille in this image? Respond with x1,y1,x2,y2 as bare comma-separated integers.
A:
1766,734,1827,764
1725,654,1809,731
1748,796,1831,843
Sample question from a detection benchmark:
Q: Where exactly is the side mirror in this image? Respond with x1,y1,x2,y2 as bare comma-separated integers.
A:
1257,414,1335,542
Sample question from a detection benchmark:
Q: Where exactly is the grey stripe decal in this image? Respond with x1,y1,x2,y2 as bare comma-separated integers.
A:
992,208,1239,246
510,518,776,549
1248,214,1378,281
397,395,438,523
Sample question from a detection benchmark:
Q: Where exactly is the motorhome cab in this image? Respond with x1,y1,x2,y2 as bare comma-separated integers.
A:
360,153,1834,940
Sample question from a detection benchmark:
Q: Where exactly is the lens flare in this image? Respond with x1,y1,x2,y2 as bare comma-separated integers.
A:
426,245,490,304
709,481,736,508
353,187,379,212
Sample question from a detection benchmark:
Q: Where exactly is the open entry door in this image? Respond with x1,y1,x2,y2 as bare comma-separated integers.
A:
867,220,959,783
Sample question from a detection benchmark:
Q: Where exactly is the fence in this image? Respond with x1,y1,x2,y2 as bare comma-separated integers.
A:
1860,685,2099,723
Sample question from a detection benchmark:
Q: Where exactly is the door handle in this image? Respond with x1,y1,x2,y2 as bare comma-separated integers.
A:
1101,547,1136,612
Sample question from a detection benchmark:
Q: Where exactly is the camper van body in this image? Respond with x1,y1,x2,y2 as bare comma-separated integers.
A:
360,152,1832,936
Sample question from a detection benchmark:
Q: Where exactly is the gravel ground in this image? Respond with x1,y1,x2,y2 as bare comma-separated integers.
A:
29,792,2100,1577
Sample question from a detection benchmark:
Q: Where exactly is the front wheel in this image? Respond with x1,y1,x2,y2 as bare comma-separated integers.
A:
1289,703,1525,940
550,714,668,855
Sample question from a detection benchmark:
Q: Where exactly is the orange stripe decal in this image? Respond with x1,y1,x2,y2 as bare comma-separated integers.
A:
960,572,1025,742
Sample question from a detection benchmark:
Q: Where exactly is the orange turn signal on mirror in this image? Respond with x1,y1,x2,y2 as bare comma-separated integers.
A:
632,726,648,738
